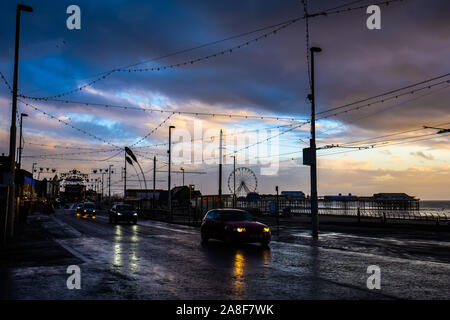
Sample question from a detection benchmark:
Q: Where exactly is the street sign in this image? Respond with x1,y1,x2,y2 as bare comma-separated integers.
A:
303,148,312,166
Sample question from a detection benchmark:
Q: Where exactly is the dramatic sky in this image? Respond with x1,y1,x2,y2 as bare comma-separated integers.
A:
1,0,449,199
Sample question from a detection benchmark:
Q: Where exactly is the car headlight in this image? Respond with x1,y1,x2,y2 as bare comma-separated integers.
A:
93,210,95,213
84,210,86,213
236,227,246,233
263,227,270,233
133,213,137,216
117,213,122,215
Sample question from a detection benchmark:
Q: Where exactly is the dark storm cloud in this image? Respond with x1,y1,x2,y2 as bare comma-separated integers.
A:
0,0,449,137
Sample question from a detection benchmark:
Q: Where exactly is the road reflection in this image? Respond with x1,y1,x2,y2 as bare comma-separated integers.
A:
112,224,140,273
113,225,122,267
232,250,245,297
200,241,271,299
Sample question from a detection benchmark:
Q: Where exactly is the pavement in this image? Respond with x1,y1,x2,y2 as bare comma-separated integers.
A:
0,206,449,300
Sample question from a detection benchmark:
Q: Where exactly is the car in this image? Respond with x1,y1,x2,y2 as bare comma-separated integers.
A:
76,202,96,219
200,209,271,246
109,204,138,224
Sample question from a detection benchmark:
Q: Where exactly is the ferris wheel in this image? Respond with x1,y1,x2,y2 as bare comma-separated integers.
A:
228,167,258,197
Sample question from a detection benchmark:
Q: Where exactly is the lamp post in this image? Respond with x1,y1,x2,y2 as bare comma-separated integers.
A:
168,125,175,219
309,46,322,239
153,156,156,209
108,164,113,201
231,155,236,208
275,185,279,237
218,129,223,207
123,149,127,199
31,162,37,179
18,112,28,170
4,4,33,242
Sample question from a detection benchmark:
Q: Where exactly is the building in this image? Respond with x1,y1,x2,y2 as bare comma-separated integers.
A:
281,191,306,199
324,193,358,201
125,189,168,210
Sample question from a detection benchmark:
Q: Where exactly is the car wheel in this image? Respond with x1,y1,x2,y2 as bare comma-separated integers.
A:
115,217,119,225
260,240,270,248
109,215,112,224
133,219,137,225
201,229,209,243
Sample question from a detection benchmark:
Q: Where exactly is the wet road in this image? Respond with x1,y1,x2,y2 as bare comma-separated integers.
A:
4,207,450,299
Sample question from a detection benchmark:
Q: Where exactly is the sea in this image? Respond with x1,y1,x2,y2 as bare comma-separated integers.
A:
420,201,450,216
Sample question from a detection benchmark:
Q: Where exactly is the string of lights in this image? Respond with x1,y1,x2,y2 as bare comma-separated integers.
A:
323,0,370,12
316,78,450,122
333,121,450,147
136,122,304,149
188,121,310,163
316,73,450,116
24,141,115,151
16,0,405,102
18,99,119,148
21,15,316,97
22,148,121,159
273,130,449,164
17,20,299,101
317,132,450,157
22,98,305,122
0,71,12,92
317,83,450,137
25,113,174,160
129,113,174,147
23,157,124,162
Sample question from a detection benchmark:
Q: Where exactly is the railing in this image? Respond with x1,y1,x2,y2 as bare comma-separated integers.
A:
235,198,449,222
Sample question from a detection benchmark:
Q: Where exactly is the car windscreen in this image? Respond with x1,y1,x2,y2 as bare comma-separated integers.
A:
219,211,254,221
83,203,95,209
117,205,134,211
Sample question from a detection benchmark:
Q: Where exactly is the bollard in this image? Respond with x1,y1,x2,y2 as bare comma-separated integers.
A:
357,207,361,224
381,212,386,224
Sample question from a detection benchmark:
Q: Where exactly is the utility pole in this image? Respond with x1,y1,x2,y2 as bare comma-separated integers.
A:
231,155,236,208
5,4,33,242
31,162,36,179
153,156,156,209
218,129,223,207
180,167,185,186
18,112,28,170
123,148,127,200
309,47,322,239
276,185,279,237
108,164,113,201
168,125,175,219
101,171,105,202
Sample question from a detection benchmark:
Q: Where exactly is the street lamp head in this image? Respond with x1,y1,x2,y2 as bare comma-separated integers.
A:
169,125,175,129
311,47,322,53
18,4,33,12
21,113,28,117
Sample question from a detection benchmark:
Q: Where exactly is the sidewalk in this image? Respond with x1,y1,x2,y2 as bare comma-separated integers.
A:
0,213,83,299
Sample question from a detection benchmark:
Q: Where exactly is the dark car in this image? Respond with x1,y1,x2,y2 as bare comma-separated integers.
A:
109,204,138,224
201,209,271,246
76,202,96,219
